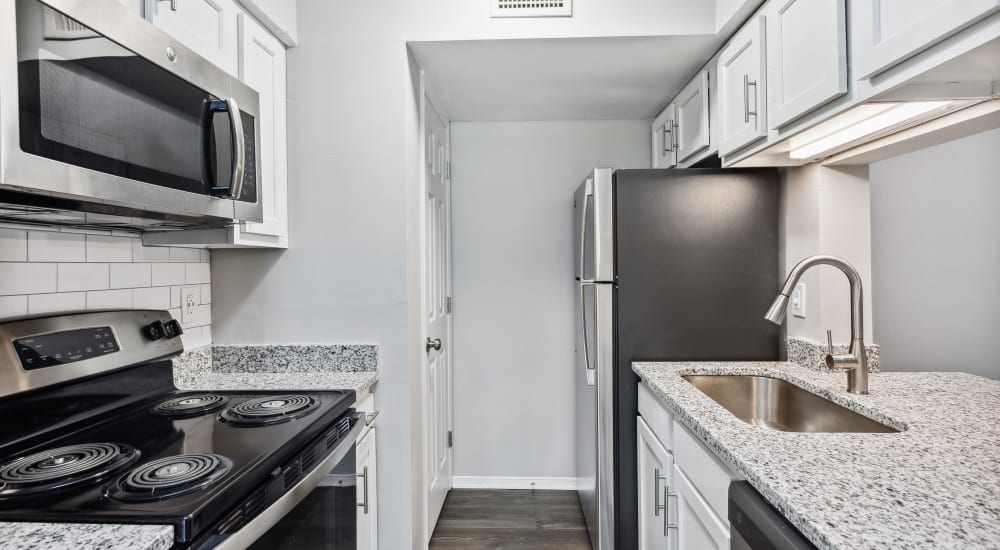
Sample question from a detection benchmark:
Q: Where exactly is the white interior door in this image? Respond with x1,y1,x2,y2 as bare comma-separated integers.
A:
423,98,452,540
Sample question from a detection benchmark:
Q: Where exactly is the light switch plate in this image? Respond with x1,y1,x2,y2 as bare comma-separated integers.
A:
791,283,806,318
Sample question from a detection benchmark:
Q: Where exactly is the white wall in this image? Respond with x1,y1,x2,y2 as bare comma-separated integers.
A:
870,129,1000,378
449,120,649,484
779,165,874,345
0,226,212,349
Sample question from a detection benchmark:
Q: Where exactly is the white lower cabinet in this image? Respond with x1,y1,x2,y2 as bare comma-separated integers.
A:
638,382,740,550
637,418,676,550
356,426,378,550
673,465,730,550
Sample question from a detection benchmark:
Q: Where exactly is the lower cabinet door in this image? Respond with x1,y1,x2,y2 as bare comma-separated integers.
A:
674,464,730,550
637,418,676,550
356,427,378,550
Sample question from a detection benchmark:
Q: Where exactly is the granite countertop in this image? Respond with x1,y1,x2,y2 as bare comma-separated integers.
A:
633,361,1000,550
0,523,174,550
175,370,379,393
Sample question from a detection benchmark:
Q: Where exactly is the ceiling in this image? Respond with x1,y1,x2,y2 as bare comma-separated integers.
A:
409,35,721,122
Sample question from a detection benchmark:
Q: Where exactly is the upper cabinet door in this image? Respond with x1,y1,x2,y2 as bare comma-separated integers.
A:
718,15,767,157
652,104,677,169
147,0,239,74
675,71,710,163
236,12,288,242
767,0,847,129
852,0,1000,79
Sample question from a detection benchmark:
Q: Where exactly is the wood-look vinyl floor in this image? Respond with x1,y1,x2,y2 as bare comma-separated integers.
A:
429,489,593,549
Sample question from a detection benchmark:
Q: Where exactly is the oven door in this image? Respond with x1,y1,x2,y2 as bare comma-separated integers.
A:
0,0,261,226
213,413,363,550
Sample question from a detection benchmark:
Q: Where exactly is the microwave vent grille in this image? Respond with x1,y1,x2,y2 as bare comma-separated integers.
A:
42,7,98,39
490,0,571,18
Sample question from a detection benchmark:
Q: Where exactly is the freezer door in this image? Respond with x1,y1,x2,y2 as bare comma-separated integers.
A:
576,281,615,550
574,169,615,283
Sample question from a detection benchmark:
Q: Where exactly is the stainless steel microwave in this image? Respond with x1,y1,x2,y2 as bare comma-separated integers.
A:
0,0,262,230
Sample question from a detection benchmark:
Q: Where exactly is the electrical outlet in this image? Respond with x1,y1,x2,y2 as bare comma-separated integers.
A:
181,286,199,323
791,283,806,318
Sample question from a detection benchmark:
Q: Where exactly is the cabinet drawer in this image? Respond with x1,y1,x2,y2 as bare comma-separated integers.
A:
673,421,739,522
638,382,673,451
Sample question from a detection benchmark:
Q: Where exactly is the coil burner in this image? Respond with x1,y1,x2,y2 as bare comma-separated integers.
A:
220,395,319,426
107,454,233,502
151,394,229,417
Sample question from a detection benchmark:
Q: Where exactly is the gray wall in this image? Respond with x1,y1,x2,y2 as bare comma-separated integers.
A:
869,128,1000,379
450,120,650,483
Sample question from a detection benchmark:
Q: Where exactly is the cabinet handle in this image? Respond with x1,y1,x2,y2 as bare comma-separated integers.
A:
161,0,178,11
663,485,670,536
653,468,667,517
743,74,758,125
671,120,679,153
357,466,370,515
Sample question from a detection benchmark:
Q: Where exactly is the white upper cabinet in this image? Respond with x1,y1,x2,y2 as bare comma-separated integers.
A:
674,71,711,163
235,12,288,245
718,15,768,156
852,0,1000,79
766,0,847,129
147,0,240,74
652,104,677,169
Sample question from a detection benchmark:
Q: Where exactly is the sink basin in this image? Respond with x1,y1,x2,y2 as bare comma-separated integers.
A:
682,375,898,433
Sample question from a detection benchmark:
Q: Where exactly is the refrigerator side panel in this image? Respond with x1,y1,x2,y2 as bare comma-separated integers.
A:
612,168,781,550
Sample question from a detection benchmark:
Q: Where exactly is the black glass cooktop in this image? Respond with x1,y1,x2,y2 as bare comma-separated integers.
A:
0,362,355,547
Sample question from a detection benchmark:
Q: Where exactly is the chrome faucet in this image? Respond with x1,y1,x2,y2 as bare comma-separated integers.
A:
764,255,869,395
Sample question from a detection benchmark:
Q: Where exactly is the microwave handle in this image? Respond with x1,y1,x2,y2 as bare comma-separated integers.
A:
202,98,246,200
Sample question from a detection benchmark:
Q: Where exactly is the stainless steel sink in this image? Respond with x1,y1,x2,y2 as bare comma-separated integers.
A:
682,375,898,433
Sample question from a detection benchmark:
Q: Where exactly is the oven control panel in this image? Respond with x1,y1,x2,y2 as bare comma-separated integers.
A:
14,327,120,371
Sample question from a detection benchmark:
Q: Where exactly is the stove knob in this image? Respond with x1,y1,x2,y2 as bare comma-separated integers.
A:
144,320,166,341
164,319,184,339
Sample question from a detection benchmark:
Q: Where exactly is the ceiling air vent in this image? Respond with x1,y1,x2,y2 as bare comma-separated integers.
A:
490,0,572,18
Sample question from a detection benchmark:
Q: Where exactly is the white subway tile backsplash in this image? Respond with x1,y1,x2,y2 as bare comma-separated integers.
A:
133,241,171,263
0,296,27,318
87,289,133,310
186,263,211,284
28,231,85,262
0,232,210,348
58,263,110,292
152,264,186,287
0,228,27,261
133,286,171,309
170,247,201,263
0,264,57,296
86,235,133,262
110,263,151,289
28,292,86,314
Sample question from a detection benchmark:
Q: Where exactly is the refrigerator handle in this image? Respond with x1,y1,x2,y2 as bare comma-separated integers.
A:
578,179,594,283
579,283,593,373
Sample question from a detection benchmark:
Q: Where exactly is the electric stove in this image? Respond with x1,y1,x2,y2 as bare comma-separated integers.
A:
0,311,361,549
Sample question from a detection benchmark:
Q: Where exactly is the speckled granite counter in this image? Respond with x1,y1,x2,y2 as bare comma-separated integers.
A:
0,522,173,550
173,345,379,393
633,361,1000,550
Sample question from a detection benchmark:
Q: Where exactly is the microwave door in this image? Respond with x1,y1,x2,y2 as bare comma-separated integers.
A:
0,0,262,225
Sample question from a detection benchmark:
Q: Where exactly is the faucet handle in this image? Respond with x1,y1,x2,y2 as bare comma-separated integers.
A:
826,329,834,356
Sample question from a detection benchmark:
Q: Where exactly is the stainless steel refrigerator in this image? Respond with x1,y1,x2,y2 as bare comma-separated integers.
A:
574,168,781,550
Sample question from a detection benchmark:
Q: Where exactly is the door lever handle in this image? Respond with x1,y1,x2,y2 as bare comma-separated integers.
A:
426,338,442,353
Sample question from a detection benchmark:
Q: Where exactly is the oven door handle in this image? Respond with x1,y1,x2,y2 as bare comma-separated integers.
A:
212,412,364,550
202,98,246,200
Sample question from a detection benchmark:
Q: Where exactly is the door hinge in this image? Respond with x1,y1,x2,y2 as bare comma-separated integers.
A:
444,162,451,180
446,296,452,314
447,431,453,448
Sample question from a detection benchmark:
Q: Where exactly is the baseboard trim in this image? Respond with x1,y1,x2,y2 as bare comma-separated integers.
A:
452,476,577,491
